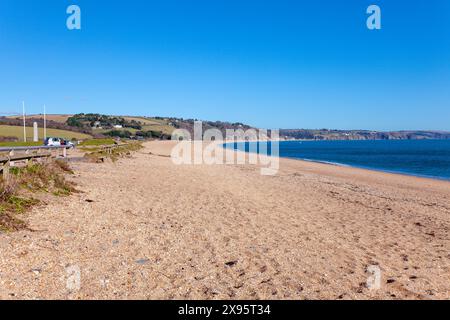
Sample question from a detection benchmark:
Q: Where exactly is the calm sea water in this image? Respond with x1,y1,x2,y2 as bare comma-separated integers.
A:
226,140,450,181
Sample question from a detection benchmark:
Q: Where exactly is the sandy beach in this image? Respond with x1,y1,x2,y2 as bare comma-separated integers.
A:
0,140,449,300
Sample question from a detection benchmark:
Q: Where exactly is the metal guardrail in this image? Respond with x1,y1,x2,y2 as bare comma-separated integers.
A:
0,145,72,178
0,145,71,153
0,153,51,164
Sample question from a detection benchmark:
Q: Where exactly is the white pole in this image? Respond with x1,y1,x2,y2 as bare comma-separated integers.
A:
43,104,47,140
33,122,38,142
22,101,27,142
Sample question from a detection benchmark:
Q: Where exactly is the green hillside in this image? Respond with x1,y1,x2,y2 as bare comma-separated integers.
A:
0,125,92,142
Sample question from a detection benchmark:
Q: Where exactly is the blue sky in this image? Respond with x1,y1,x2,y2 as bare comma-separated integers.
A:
0,0,449,130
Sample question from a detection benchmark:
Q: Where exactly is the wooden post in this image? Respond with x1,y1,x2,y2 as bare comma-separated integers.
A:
3,160,10,180
45,152,51,163
8,150,14,166
63,147,67,158
25,149,30,165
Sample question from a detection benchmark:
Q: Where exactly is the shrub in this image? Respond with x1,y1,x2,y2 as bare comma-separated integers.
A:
55,159,74,174
0,160,76,232
0,178,18,202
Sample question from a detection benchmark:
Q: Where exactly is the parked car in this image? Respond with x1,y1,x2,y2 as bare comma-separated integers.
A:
44,137,61,147
44,137,75,148
64,140,75,148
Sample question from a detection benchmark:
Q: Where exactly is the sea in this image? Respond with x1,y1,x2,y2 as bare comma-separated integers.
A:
225,139,450,181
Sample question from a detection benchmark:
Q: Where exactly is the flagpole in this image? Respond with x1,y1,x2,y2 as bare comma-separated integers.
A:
43,104,47,140
22,101,27,142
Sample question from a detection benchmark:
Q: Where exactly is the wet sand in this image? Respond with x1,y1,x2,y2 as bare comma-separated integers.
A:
0,140,449,299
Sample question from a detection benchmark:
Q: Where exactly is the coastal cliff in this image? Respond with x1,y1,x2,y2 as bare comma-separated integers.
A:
279,129,450,140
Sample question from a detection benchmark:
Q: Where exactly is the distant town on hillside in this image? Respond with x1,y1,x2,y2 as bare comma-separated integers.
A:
1,114,449,142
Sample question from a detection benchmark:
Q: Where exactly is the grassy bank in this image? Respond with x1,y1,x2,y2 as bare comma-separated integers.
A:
84,142,143,162
79,138,115,146
0,160,75,232
0,141,43,147
0,125,92,141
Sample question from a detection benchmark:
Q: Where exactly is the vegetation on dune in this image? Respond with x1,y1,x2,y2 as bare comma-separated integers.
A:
84,142,143,163
79,138,115,146
54,159,74,175
0,160,76,232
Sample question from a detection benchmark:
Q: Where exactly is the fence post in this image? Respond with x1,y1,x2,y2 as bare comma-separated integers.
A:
3,159,10,180
8,150,14,167
25,149,30,165
63,147,67,158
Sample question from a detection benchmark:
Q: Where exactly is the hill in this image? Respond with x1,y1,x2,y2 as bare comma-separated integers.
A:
280,129,450,140
0,125,91,141
3,114,449,141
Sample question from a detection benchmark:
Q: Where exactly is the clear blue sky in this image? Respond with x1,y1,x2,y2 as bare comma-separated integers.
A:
0,0,449,130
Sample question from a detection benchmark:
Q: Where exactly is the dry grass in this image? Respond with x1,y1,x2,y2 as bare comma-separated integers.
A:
0,141,42,147
0,177,17,202
84,142,143,163
54,159,74,174
79,138,115,146
6,114,71,123
0,125,92,141
0,160,76,232
0,178,35,232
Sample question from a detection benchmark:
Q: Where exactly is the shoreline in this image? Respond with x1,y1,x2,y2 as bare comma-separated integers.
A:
284,157,450,183
221,141,450,183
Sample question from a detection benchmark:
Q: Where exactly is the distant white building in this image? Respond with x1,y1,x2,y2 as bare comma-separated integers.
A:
92,121,102,129
113,125,123,129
